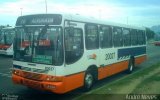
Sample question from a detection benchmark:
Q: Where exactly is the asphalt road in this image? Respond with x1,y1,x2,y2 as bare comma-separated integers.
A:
0,44,160,100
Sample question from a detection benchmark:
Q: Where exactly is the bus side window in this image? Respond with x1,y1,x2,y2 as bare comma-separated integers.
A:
137,30,142,45
85,24,99,50
138,30,146,45
100,26,112,48
113,27,123,47
131,29,138,45
123,28,131,46
142,31,146,44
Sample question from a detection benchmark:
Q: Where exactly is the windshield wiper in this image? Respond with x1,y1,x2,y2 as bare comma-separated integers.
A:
38,25,48,41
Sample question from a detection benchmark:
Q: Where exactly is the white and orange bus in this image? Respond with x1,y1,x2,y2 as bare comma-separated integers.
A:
0,27,15,56
12,14,146,94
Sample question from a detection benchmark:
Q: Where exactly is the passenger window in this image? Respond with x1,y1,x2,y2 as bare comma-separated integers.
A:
123,28,131,46
142,31,146,44
85,24,99,49
137,30,143,45
65,28,84,64
113,27,123,47
131,29,138,45
100,26,112,48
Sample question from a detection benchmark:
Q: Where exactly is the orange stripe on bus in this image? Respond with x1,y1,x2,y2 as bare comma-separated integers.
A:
98,60,129,80
98,55,147,80
12,70,85,94
0,44,10,49
135,55,147,65
63,72,85,93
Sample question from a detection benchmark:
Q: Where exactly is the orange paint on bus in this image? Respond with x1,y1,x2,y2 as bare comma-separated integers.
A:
98,60,129,80
135,55,147,65
12,70,85,94
12,55,146,94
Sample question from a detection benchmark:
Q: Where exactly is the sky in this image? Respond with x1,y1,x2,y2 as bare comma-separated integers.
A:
0,0,160,27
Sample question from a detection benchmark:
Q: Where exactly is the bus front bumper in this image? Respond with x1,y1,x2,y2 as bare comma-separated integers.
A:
0,50,6,55
12,74,65,94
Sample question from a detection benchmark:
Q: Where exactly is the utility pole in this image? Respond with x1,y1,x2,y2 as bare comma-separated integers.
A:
45,0,48,13
20,8,23,16
99,9,101,19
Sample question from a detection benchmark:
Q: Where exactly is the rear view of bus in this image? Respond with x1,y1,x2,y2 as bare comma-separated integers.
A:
0,27,15,56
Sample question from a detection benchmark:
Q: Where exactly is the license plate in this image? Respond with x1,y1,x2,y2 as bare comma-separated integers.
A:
23,80,41,88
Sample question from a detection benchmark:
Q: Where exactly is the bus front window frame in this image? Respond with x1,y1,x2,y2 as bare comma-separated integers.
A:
14,26,64,66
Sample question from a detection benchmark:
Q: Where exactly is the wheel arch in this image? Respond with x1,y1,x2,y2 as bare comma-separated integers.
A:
85,64,98,81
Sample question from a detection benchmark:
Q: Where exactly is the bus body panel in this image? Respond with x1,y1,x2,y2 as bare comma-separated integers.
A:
0,27,15,56
12,13,147,94
0,44,13,55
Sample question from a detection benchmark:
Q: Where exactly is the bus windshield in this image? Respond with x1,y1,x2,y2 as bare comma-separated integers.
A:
13,26,63,65
0,29,15,45
0,32,4,44
5,30,15,45
0,29,2,40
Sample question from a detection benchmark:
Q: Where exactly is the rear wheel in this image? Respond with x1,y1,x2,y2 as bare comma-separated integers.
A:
127,59,134,74
83,71,94,91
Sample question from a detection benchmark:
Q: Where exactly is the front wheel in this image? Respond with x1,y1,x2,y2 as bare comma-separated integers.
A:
83,71,94,91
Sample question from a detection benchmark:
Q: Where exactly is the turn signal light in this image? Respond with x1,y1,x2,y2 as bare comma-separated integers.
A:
45,75,63,82
12,70,21,76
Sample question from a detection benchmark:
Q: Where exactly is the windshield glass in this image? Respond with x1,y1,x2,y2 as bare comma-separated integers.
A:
0,29,15,45
0,31,4,44
13,26,63,65
4,30,15,45
0,30,2,40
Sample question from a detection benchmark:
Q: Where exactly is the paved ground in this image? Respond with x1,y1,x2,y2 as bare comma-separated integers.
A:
0,44,160,100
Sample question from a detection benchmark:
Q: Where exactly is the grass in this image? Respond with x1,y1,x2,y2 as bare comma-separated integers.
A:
75,62,160,100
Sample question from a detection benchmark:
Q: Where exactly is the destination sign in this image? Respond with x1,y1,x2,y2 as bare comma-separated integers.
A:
16,14,62,25
32,55,52,64
31,18,54,24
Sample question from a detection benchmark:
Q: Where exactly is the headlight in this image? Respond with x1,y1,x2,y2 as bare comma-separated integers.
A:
12,70,21,76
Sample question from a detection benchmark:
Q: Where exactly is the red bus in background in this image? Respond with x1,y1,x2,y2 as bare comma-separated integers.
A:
154,41,160,46
0,27,15,56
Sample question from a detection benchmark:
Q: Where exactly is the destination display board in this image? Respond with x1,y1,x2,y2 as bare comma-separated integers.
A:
32,55,52,64
16,14,62,26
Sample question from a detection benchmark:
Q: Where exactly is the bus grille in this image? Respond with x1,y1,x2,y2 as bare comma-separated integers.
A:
22,71,43,81
21,67,48,74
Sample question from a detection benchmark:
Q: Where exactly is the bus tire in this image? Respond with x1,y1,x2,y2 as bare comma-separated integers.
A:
83,71,94,91
127,58,134,74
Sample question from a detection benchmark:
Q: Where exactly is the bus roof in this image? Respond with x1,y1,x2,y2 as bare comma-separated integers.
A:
62,13,145,30
16,13,145,30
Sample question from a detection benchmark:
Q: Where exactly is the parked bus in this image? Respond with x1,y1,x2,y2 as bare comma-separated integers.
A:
0,29,2,39
12,14,147,94
0,27,15,56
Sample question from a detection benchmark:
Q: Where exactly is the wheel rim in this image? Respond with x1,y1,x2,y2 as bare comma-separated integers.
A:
130,64,133,71
85,73,93,88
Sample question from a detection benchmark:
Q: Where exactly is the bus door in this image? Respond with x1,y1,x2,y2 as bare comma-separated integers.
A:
64,20,85,75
